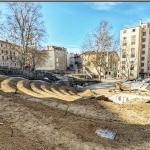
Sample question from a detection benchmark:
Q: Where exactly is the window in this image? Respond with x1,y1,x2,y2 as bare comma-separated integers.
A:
10,51,12,54
123,37,127,40
149,55,150,58
130,61,134,64
148,61,150,64
143,32,146,36
131,54,135,58
123,43,127,46
6,45,7,48
10,46,11,48
130,73,134,76
142,38,146,42
131,35,136,39
122,49,126,52
123,30,127,34
1,50,3,53
50,53,51,57
115,62,116,67
7,63,9,66
142,51,145,54
56,58,58,62
1,44,2,47
56,63,59,67
15,63,16,66
6,56,8,60
149,42,150,45
6,51,8,54
2,56,4,60
10,57,12,60
141,57,145,60
14,52,15,55
122,67,125,70
3,62,4,66
149,48,150,51
148,67,150,70
11,63,13,66
142,45,145,48
141,69,144,72
141,63,144,67
131,42,135,45
50,63,52,67
122,61,126,64
132,28,136,32
122,55,126,58
131,48,135,52
56,50,58,53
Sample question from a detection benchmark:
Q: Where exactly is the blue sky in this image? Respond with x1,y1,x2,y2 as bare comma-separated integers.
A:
1,2,150,54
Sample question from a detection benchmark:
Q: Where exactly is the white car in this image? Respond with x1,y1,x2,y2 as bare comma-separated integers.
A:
142,78,150,83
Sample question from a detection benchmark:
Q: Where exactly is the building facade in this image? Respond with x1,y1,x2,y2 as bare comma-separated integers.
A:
67,52,81,70
81,51,119,76
36,45,67,71
0,40,20,69
120,19,150,79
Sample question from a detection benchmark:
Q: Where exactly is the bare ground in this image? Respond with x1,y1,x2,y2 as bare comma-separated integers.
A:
0,76,150,149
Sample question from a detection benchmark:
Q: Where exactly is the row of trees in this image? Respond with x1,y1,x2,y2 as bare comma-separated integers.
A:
0,2,49,71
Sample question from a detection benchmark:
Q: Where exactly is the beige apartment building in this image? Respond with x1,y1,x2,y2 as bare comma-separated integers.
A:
36,45,67,71
120,19,150,79
81,51,119,76
0,40,20,69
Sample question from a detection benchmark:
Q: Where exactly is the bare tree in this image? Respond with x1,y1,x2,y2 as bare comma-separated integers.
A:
29,47,49,72
2,2,47,70
81,20,118,81
119,41,138,79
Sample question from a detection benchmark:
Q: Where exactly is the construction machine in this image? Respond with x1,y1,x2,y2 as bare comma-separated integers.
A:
116,81,131,92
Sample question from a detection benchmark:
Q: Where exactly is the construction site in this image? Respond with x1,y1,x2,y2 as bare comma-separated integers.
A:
0,72,150,150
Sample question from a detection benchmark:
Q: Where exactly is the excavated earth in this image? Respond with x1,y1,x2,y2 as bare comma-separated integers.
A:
0,75,150,149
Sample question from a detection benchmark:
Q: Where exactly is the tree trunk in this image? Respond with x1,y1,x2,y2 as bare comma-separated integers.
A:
99,74,101,81
128,69,129,80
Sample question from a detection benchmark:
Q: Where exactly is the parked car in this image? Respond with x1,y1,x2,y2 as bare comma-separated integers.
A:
142,78,150,83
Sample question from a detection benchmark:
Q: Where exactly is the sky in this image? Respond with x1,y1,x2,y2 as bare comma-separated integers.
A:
1,2,150,54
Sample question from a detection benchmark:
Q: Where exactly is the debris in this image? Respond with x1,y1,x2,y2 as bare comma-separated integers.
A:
10,125,13,137
64,106,70,116
96,128,117,139
0,123,3,125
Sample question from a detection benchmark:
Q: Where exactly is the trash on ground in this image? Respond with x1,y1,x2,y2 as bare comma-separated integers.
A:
96,128,117,139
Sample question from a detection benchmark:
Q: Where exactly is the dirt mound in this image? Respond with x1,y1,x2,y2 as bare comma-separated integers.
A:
78,89,97,97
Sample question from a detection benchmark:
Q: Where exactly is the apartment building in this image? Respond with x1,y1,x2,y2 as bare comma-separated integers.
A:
67,52,81,70
81,51,119,76
120,19,150,79
36,45,67,71
0,40,20,68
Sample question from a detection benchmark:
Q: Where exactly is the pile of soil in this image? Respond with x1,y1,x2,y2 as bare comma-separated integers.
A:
78,89,97,97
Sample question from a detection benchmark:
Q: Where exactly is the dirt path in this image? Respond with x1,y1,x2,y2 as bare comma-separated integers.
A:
0,90,150,149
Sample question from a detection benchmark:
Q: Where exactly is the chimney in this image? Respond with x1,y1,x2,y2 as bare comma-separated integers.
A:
47,45,49,50
6,40,8,43
140,19,142,26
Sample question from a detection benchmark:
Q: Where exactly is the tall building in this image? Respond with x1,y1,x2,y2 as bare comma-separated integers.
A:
36,45,67,71
120,19,150,79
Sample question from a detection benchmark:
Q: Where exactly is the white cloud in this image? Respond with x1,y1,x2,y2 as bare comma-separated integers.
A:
86,2,121,11
67,48,81,54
